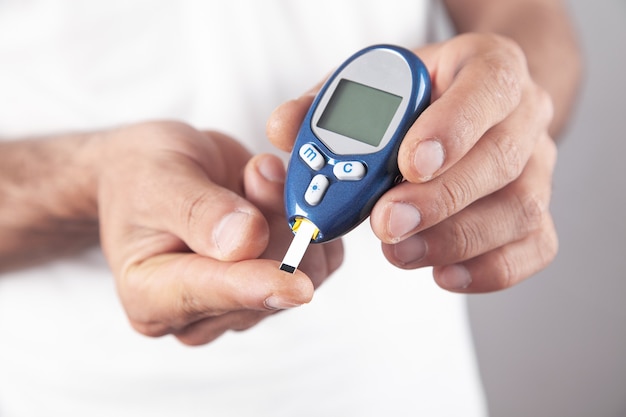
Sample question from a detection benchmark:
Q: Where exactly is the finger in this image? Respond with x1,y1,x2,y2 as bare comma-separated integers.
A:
266,77,326,153
242,152,294,265
295,239,344,289
371,82,552,244
243,153,287,215
399,33,530,182
266,93,316,152
174,310,271,346
383,134,557,267
432,213,559,293
119,254,314,337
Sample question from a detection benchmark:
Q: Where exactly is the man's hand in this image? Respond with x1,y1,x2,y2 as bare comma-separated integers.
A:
268,33,558,293
96,121,343,345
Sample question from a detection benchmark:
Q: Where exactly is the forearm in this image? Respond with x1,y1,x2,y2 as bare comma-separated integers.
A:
0,133,100,271
443,0,583,138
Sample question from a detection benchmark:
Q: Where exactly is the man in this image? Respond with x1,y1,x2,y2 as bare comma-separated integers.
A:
0,1,581,415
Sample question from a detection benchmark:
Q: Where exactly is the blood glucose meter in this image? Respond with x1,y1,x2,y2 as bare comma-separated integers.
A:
280,44,431,272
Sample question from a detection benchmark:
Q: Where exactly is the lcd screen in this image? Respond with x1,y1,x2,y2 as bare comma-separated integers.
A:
317,79,402,147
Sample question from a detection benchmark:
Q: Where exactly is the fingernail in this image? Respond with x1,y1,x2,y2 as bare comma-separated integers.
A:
413,140,444,181
258,156,285,183
388,202,421,242
264,295,303,310
438,264,472,290
214,211,250,256
393,234,427,265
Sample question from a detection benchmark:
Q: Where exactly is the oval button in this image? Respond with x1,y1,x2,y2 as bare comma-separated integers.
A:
304,174,329,206
298,144,325,171
333,161,366,181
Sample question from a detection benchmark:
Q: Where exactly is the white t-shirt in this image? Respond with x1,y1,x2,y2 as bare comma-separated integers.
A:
0,1,487,416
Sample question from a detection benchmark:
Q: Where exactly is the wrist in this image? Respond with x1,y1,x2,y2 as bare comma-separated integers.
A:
5,132,101,221
0,132,102,267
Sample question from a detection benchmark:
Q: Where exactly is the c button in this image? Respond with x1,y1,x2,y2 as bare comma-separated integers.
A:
333,161,366,181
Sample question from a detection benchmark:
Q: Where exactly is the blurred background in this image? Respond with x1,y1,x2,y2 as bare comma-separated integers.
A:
463,1,626,416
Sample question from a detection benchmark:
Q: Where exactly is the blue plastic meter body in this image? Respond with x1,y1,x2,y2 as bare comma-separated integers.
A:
284,44,431,243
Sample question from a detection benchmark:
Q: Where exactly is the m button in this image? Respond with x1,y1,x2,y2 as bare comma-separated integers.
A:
298,144,325,171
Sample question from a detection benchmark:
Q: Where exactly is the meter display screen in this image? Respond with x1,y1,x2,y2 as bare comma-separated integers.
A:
317,79,402,147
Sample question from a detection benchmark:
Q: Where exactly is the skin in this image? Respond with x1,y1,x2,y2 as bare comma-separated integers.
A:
0,0,582,344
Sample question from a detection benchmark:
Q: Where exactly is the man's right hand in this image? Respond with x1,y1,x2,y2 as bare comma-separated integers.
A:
0,120,343,345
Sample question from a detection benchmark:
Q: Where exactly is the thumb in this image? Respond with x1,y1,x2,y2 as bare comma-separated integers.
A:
158,158,271,262
121,254,315,337
98,121,274,292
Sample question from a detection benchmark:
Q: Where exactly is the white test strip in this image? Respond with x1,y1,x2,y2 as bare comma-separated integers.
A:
279,218,318,274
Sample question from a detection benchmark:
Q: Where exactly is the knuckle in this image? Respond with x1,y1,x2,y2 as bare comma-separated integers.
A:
481,34,527,72
534,85,555,127
489,217,559,291
534,133,558,174
129,319,169,338
129,120,196,145
439,177,474,218
176,334,204,346
176,284,205,321
179,189,236,247
497,36,527,67
180,191,210,238
455,97,485,147
450,219,482,261
119,276,167,337
517,192,546,234
232,312,267,332
120,267,189,339
486,59,522,109
492,133,524,183
141,119,194,134
176,329,224,346
481,37,525,106
490,249,518,290
125,300,173,338
544,135,558,167
537,218,559,268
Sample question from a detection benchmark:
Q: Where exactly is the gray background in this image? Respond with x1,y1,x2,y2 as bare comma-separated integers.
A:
463,1,626,416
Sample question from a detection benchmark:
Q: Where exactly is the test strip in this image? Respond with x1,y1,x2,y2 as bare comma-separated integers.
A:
279,218,318,273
